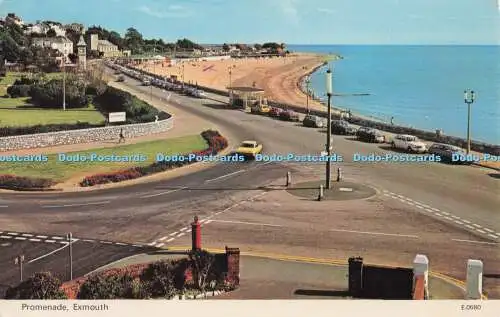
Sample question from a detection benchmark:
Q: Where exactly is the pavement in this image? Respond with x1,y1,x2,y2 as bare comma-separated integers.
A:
0,67,498,299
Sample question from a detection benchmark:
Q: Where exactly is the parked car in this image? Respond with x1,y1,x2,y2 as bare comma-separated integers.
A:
428,143,468,164
142,79,151,86
279,110,300,122
251,103,271,115
357,128,385,143
331,120,357,135
269,107,283,118
192,89,206,98
391,134,427,153
116,75,125,82
235,140,263,159
303,115,326,128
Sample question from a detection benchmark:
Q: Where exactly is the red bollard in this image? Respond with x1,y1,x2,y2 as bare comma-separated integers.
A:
191,216,201,251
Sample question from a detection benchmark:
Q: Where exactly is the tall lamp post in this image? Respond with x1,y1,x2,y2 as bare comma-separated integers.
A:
305,76,311,114
464,89,475,154
62,56,66,111
325,68,333,189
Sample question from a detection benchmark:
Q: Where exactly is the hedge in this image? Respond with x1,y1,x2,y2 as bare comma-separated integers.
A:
80,130,228,187
0,175,55,190
7,84,31,98
0,122,105,137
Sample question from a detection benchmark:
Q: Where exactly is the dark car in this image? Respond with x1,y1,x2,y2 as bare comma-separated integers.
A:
331,120,357,135
303,115,326,128
280,110,300,122
269,107,283,118
428,143,469,164
357,127,385,143
116,75,125,82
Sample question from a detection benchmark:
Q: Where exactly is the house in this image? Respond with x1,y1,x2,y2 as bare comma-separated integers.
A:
5,13,23,26
48,23,67,37
32,37,73,58
87,34,121,57
65,23,85,33
25,23,50,35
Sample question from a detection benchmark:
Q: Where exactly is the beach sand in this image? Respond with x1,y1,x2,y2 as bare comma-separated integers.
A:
136,53,327,111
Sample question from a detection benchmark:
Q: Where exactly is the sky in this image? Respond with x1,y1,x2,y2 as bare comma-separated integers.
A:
0,0,498,44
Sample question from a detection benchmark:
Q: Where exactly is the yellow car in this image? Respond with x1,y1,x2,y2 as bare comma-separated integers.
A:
236,140,263,158
250,104,271,115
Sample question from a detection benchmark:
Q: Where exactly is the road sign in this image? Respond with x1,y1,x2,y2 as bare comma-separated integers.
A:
109,112,126,123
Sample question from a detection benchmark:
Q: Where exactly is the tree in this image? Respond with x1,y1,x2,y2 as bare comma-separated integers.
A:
68,53,78,64
124,27,144,54
222,43,230,52
77,273,137,299
254,43,263,50
188,250,216,293
30,77,89,109
46,28,57,37
4,272,67,299
65,28,82,52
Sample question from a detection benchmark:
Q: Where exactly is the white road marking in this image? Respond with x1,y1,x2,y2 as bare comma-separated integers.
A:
14,237,26,240
206,220,213,224
36,235,48,239
0,235,12,239
166,238,175,242
148,241,157,246
21,233,34,237
0,206,8,208
140,187,187,198
465,225,475,229
82,239,95,243
132,244,143,247
158,236,170,242
454,220,464,225
441,211,450,216
169,232,179,236
51,236,64,240
415,205,423,209
476,229,486,234
101,241,113,244
179,227,189,232
417,203,431,209
209,220,283,227
45,240,56,243
383,193,390,197
472,224,482,228
156,243,165,248
29,238,41,242
488,234,499,239
7,232,18,235
450,215,461,219
430,207,440,212
115,242,127,246
176,233,185,238
462,220,471,224
42,201,110,208
329,228,419,239
339,188,353,192
205,170,246,183
452,239,498,246
444,216,453,221
59,241,68,244
27,239,77,264
383,190,389,193
483,228,494,233
435,213,444,217
425,209,434,213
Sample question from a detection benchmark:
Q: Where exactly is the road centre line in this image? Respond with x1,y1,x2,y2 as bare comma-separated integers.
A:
141,187,187,198
166,238,175,242
14,237,26,240
158,236,170,241
7,232,18,235
42,201,110,208
156,243,165,248
483,228,494,233
472,224,482,228
452,239,499,246
329,228,419,239
45,240,56,243
205,169,246,183
176,233,185,238
29,238,41,242
488,234,499,239
0,235,12,239
0,206,8,208
169,232,178,236
36,235,48,239
22,233,34,237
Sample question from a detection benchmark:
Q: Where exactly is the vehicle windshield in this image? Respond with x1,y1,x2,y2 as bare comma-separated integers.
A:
241,143,256,148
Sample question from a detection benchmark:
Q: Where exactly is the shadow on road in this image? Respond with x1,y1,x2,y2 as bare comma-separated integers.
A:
203,103,231,110
487,173,500,179
484,273,500,279
152,185,332,192
294,289,351,298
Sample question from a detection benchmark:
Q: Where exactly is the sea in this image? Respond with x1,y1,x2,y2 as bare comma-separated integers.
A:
288,45,500,145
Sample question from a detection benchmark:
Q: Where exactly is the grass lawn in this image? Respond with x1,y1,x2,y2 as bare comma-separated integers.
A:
0,72,105,127
0,135,208,181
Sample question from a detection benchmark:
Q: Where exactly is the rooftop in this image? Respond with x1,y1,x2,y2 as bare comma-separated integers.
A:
227,86,265,93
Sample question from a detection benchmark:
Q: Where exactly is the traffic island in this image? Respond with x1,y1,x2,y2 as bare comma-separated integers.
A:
285,180,376,201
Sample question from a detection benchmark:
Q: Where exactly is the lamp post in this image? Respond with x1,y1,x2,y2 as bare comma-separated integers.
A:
67,232,73,280
14,255,24,281
464,89,475,154
62,56,66,111
325,68,333,189
305,76,311,114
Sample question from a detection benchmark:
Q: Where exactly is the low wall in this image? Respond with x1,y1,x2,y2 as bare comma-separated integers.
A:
0,117,173,151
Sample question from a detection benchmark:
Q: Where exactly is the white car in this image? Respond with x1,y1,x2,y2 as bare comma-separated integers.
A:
391,134,427,153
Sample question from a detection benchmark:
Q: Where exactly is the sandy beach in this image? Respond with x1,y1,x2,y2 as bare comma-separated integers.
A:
137,53,327,111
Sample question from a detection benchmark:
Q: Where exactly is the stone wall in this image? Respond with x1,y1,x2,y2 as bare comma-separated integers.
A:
0,117,173,151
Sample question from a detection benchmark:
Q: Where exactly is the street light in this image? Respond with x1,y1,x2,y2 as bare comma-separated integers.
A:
62,56,66,111
67,232,73,280
325,67,333,189
14,255,25,281
464,89,475,154
305,76,311,114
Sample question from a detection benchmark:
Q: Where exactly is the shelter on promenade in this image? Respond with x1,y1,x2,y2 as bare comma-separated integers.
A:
227,86,266,110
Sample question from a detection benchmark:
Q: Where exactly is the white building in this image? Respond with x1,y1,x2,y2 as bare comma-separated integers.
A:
88,34,120,57
49,23,66,37
5,13,23,26
32,37,73,58
25,23,50,35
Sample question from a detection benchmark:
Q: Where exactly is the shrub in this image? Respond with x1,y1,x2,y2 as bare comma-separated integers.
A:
4,272,67,299
7,84,31,97
80,130,228,187
0,175,55,190
139,261,178,299
77,273,137,299
30,78,89,109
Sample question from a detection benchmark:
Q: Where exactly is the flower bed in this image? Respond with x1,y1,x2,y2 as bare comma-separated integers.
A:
0,174,55,191
80,130,228,187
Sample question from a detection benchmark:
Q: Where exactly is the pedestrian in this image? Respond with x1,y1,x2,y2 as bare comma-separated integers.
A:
390,116,394,125
118,128,125,143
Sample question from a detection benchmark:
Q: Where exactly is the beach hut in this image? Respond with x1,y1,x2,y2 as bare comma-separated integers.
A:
227,86,266,111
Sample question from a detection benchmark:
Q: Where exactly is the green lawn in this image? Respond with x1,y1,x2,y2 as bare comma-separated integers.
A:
0,135,208,181
0,72,105,127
